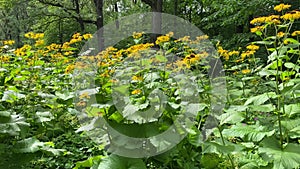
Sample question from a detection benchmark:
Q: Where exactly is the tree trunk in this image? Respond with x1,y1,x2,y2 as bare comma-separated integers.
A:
115,2,119,29
141,0,163,43
93,0,104,51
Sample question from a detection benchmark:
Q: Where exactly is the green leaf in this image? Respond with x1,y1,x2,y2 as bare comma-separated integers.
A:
282,103,300,117
222,123,275,142
202,141,235,154
281,118,300,139
155,55,168,62
0,112,29,136
36,111,54,123
219,111,245,125
96,155,147,169
186,103,207,115
249,104,275,112
14,137,44,153
74,155,104,169
244,92,276,106
55,91,74,100
188,128,204,147
259,137,300,169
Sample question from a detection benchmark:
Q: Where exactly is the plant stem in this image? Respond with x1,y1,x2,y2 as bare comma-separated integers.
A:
218,126,235,169
275,47,284,150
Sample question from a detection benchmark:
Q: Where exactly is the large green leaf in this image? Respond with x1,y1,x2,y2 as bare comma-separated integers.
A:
281,118,300,139
219,109,245,125
202,141,235,154
14,137,65,155
259,137,300,169
244,92,277,106
282,103,300,118
222,123,275,142
96,155,147,169
0,111,29,136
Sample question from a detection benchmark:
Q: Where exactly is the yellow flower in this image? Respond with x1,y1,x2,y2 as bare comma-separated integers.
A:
79,92,90,99
34,33,44,39
274,3,291,12
175,36,190,42
24,32,35,39
292,31,300,36
64,51,74,56
241,50,255,60
228,51,239,56
3,40,15,45
47,43,61,51
281,11,300,21
72,33,81,39
83,34,93,40
35,40,44,47
184,53,201,64
126,43,154,57
283,39,292,44
132,32,144,39
218,46,230,60
277,32,285,38
196,35,209,41
65,64,75,74
250,17,266,25
155,35,170,45
246,44,259,51
250,15,279,25
0,55,10,62
166,32,174,37
241,69,251,74
14,44,31,56
131,89,142,95
132,75,143,81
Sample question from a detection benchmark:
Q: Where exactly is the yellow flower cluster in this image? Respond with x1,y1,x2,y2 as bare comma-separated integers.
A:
241,69,251,74
65,64,75,74
251,26,265,33
277,32,285,38
246,44,260,51
274,3,291,12
132,75,143,81
131,89,142,95
3,40,15,45
132,32,144,39
0,55,10,62
196,35,209,41
69,33,93,44
250,15,280,25
217,46,239,61
83,34,93,40
127,43,154,58
14,44,31,56
35,40,45,47
281,11,300,21
156,35,170,45
25,32,44,39
155,32,174,45
173,52,208,70
175,36,190,42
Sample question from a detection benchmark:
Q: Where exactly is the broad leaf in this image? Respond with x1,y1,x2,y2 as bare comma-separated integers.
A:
259,137,300,169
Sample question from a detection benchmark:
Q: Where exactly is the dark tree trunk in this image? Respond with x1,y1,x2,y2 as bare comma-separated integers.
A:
115,2,119,29
141,0,163,43
93,0,104,51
